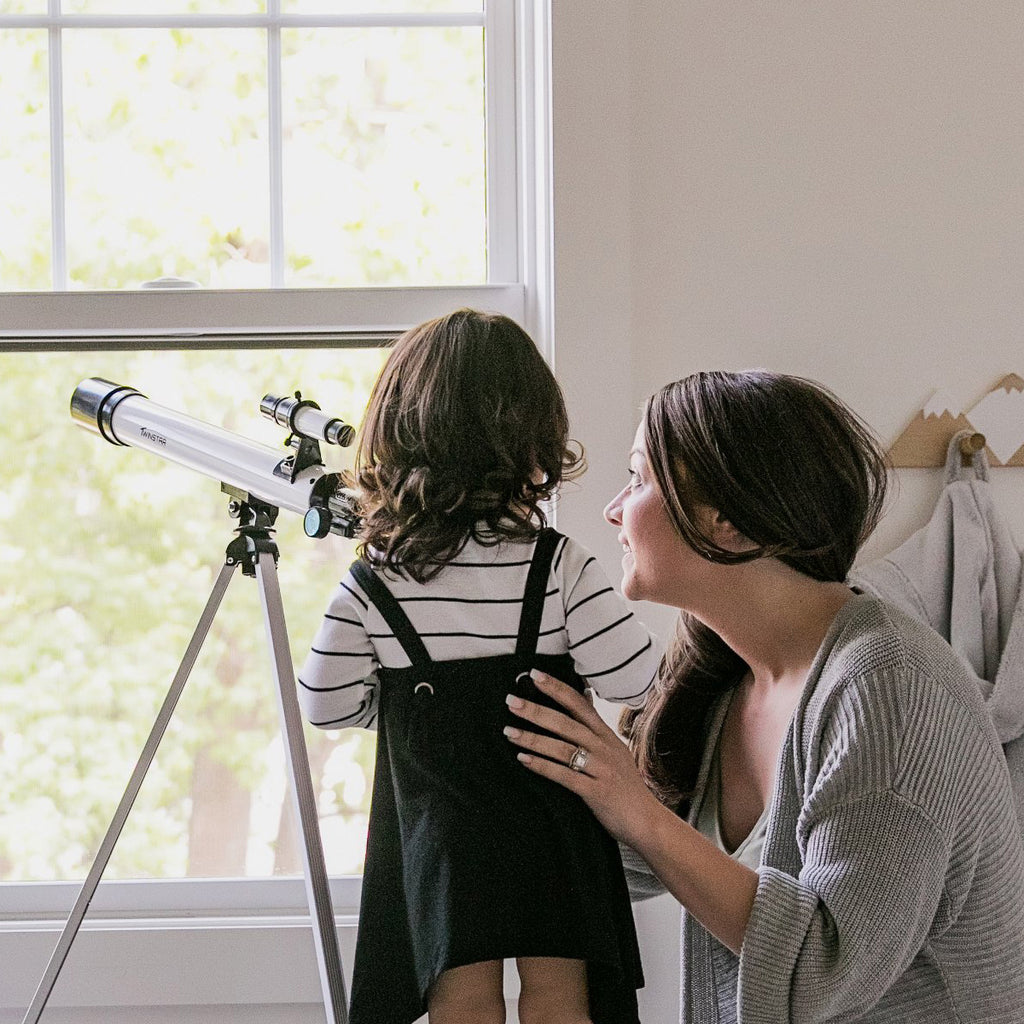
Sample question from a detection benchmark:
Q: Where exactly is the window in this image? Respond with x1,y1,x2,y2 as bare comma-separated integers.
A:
0,0,551,1007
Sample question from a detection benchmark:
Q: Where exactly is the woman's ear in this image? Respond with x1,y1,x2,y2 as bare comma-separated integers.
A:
707,510,756,554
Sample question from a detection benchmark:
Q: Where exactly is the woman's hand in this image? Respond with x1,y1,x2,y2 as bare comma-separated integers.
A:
504,670,661,846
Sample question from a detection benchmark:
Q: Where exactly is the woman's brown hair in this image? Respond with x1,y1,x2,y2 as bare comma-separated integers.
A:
620,370,889,813
353,309,584,582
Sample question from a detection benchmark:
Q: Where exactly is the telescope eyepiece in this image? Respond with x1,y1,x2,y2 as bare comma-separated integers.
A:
261,392,356,447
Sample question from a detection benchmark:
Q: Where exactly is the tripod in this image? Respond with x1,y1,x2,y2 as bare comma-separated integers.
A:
22,500,350,1023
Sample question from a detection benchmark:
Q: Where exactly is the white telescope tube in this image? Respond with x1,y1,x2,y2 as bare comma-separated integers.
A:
70,378,358,536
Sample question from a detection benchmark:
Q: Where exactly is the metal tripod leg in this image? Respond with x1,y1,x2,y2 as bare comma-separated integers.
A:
21,560,238,1024
23,535,350,1023
255,553,349,1024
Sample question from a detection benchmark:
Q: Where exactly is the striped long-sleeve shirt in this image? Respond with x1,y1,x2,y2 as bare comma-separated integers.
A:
299,532,662,731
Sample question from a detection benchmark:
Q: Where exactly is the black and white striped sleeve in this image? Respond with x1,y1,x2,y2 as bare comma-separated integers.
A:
557,537,662,706
298,570,380,731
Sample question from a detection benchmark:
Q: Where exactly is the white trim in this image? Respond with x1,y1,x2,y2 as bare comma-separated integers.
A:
0,12,487,29
0,284,525,344
267,0,285,290
46,0,67,290
0,877,360,920
1,917,528,1012
485,0,519,284
0,918,360,1009
516,0,554,357
0,878,362,1010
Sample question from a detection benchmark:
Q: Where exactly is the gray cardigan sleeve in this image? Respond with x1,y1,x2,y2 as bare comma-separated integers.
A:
738,789,949,1022
619,841,668,902
736,663,997,1023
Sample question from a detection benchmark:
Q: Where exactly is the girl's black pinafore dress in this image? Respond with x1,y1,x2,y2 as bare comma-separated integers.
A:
346,528,644,1024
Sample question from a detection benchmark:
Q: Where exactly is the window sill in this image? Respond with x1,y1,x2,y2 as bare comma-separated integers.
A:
0,878,360,1009
1,915,359,1008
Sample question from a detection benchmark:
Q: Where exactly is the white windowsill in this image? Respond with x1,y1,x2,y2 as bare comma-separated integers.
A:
0,877,362,1009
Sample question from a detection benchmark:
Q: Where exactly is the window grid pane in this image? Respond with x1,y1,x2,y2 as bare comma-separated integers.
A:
0,1,46,12
281,25,486,288
0,28,52,289
63,27,271,290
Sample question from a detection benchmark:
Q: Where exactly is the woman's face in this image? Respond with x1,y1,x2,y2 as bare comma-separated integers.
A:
604,422,700,605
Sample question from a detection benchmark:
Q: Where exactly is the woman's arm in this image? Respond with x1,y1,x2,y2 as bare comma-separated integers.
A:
508,670,960,1024
619,842,669,903
506,670,758,954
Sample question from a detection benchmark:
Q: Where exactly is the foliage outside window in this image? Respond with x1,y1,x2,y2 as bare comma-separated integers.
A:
0,349,392,882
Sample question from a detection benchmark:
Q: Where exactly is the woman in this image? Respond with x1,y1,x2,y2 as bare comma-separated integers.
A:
504,370,1024,1023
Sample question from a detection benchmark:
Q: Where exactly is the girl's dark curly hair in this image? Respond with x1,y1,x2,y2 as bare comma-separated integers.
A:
354,309,585,582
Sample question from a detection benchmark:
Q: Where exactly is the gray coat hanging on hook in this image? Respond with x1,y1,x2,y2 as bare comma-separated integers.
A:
851,430,1024,827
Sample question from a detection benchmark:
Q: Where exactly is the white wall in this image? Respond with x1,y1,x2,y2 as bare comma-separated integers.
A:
552,3,1024,1020
555,0,1024,566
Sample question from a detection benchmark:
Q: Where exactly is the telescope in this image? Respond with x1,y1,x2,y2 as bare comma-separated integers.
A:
31,378,358,1024
70,377,361,539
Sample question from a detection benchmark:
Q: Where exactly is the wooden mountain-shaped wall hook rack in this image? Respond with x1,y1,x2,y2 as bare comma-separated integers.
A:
888,374,1024,468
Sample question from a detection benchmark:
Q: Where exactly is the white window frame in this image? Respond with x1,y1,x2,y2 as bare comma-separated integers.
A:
0,0,553,1011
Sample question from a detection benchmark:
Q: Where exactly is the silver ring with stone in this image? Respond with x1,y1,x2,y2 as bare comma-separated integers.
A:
568,746,590,772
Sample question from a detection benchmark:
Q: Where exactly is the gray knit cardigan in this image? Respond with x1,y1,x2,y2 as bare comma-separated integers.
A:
624,595,1024,1023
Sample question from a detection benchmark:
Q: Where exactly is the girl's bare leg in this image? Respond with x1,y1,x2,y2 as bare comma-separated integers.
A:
515,957,592,1024
427,960,506,1024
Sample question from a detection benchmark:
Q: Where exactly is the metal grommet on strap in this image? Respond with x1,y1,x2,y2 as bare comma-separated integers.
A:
414,682,434,696
514,671,532,688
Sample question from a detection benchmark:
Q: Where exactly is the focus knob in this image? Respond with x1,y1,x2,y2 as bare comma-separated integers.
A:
303,506,332,539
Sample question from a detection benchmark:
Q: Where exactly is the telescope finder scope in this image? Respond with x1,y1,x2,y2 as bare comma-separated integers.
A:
260,392,356,448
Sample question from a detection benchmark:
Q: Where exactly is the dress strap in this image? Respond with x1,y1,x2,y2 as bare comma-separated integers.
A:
349,559,433,670
515,528,562,657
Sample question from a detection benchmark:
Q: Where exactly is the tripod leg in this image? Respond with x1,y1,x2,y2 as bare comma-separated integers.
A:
255,555,350,1024
21,560,239,1024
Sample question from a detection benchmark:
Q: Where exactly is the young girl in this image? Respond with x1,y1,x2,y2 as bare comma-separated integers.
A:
299,309,661,1024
